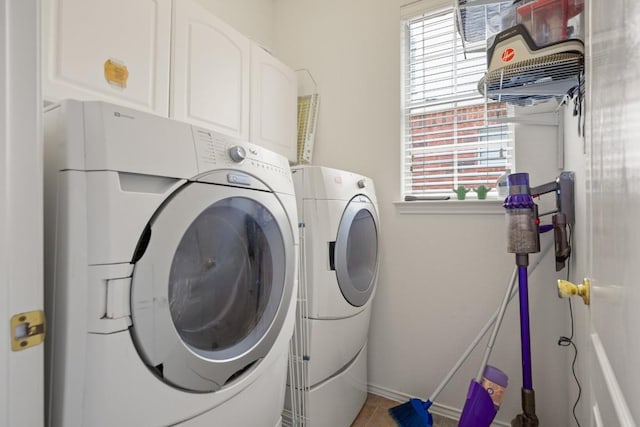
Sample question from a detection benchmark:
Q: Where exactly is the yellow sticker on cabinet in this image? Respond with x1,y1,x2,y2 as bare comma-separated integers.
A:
104,59,129,88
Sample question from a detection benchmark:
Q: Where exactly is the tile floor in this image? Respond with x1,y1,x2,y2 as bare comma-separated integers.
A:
351,393,457,427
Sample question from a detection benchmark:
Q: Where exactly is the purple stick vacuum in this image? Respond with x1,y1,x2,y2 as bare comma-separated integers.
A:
504,172,540,427
458,171,573,427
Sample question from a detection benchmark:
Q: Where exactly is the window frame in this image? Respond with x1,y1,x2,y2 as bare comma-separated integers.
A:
400,2,514,204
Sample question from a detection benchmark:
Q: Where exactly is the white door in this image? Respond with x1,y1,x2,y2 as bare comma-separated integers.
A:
42,0,171,115
171,0,251,139
0,1,45,426
250,42,298,163
586,0,639,425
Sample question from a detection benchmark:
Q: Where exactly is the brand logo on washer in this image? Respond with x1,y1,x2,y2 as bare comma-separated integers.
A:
113,111,135,120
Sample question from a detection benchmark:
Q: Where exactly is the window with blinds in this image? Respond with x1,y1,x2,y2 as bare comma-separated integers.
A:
402,6,513,199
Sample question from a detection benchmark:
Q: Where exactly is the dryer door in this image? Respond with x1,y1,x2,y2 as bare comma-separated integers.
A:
129,182,295,392
333,195,379,307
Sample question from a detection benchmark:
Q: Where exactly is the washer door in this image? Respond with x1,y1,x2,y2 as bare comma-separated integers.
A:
130,182,295,392
333,195,379,307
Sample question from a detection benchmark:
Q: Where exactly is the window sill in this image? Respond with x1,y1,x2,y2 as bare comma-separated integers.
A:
393,199,505,215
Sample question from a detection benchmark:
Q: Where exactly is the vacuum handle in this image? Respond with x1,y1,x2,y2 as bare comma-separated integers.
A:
553,212,571,271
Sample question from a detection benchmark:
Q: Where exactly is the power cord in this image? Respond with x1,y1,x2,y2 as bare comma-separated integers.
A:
557,300,582,427
557,224,582,427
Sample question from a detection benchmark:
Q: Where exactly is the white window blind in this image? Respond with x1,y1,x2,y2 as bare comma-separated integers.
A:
402,7,513,198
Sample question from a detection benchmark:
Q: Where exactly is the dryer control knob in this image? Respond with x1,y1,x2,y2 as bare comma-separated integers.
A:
357,179,366,189
228,145,246,162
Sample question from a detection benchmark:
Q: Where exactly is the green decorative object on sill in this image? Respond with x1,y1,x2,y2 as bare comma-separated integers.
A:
474,185,491,200
453,185,470,200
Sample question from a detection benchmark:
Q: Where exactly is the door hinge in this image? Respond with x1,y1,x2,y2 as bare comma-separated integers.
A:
11,310,46,351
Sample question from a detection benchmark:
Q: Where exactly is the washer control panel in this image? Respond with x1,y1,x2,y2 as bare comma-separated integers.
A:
192,126,291,186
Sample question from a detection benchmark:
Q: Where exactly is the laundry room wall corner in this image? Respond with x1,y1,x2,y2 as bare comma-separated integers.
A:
195,0,276,51
273,1,574,425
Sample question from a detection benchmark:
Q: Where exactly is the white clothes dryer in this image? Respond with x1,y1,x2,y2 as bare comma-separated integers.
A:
288,165,380,427
43,100,298,427
292,166,379,320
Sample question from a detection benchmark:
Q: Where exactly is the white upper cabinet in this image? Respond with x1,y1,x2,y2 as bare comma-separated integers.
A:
42,0,297,161
250,43,298,163
171,0,251,140
42,0,171,115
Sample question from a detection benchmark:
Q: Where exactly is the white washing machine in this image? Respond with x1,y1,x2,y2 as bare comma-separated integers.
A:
288,165,380,427
43,100,299,427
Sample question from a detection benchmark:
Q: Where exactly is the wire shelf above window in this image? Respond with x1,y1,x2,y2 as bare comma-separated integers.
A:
457,0,585,106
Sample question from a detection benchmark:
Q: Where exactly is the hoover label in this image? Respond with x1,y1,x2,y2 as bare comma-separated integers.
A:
501,48,515,63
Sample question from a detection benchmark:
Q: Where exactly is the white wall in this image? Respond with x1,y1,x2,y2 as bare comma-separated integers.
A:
196,0,275,49
273,0,401,182
273,1,578,425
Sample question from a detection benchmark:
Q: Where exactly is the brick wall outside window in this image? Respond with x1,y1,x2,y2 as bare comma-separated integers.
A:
406,102,510,194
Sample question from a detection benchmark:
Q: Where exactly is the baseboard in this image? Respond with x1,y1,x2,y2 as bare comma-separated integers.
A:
367,383,510,427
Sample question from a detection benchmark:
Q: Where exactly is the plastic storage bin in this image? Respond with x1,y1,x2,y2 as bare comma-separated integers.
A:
516,0,584,47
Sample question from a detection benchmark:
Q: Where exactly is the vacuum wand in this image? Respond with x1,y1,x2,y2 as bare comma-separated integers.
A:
504,171,575,427
504,173,540,427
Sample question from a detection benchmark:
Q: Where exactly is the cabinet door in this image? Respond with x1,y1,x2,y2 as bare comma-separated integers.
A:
250,43,298,163
42,0,171,115
171,0,250,140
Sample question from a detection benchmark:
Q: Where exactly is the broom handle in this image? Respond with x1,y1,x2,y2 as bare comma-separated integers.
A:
427,269,516,402
474,268,518,383
427,240,552,402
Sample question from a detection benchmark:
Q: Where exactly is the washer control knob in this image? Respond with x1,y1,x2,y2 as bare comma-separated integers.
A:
228,145,246,163
357,179,366,189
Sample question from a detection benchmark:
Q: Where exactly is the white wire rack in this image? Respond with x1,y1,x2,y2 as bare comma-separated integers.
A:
282,223,311,427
